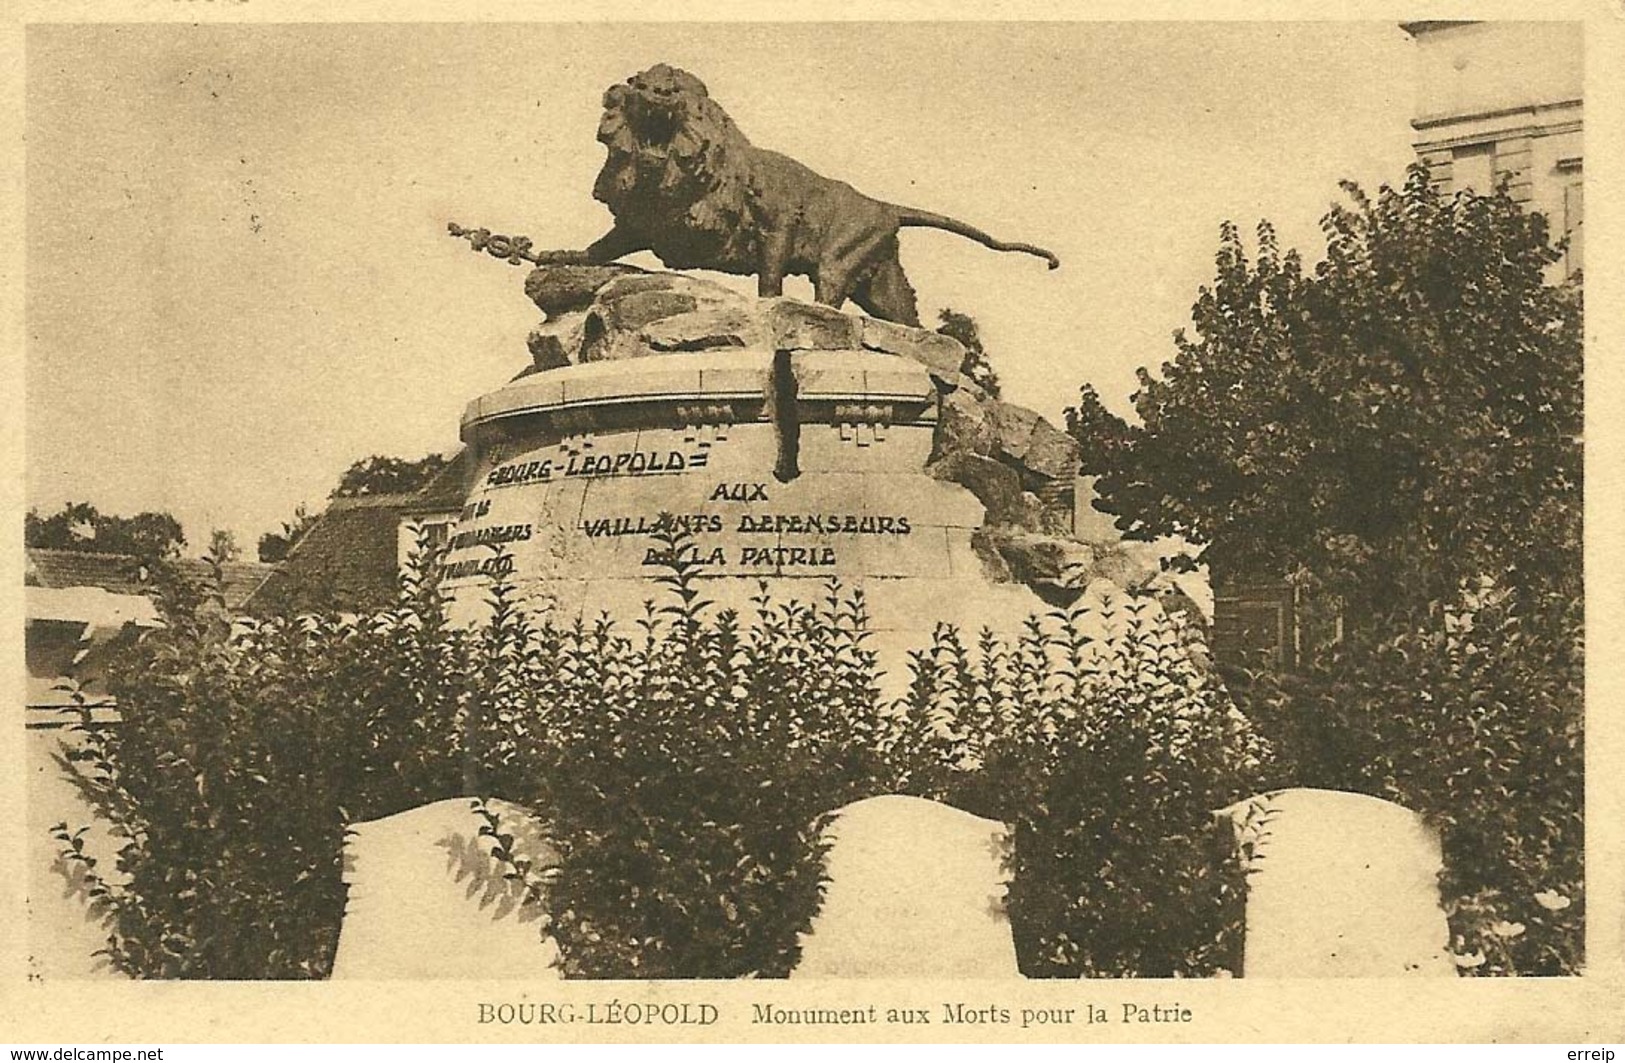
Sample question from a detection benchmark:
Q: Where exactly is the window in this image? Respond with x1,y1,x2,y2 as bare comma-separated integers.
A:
1450,142,1495,195
1563,178,1583,276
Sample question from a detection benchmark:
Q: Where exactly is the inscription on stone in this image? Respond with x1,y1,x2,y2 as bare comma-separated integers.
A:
448,524,533,551
732,545,838,568
485,444,712,489
441,554,518,581
447,462,927,580
581,514,722,539
710,482,769,502
737,514,911,535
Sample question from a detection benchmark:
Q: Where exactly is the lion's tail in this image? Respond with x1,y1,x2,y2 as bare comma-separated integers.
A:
896,208,1060,270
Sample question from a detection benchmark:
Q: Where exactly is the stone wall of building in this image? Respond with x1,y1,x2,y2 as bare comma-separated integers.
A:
1405,21,1583,279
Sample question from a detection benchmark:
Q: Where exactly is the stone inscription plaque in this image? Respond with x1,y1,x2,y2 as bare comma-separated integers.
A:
442,421,986,609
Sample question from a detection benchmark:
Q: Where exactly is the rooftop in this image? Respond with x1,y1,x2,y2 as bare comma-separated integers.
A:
25,548,275,611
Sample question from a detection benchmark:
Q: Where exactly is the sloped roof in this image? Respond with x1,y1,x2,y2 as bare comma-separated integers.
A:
26,549,147,595
411,448,476,511
25,548,274,611
319,449,474,514
244,449,474,616
245,499,409,615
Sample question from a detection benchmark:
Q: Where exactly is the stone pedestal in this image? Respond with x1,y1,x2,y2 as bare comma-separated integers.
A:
330,798,560,980
790,795,1019,979
442,272,1093,679
1218,788,1456,978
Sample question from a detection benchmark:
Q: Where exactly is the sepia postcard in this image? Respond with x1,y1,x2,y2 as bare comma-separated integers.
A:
3,1,1623,1046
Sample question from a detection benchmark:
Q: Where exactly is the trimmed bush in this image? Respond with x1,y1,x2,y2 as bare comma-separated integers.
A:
55,533,1265,980
892,591,1270,977
52,552,470,978
478,527,889,978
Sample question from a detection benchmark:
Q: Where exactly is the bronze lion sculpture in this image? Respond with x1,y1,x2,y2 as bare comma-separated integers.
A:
527,64,1060,327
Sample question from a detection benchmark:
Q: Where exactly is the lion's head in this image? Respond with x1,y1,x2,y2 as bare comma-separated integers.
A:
598,64,714,148
592,64,752,225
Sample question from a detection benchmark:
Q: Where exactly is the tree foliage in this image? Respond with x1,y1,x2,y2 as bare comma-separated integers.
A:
256,504,318,564
331,453,451,499
937,308,1002,398
207,529,242,564
1065,165,1584,976
26,502,186,559
1070,167,1581,616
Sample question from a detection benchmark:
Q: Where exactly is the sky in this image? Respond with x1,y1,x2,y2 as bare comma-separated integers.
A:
25,21,1420,554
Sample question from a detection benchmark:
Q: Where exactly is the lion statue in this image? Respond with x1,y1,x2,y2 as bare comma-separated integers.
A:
530,63,1060,327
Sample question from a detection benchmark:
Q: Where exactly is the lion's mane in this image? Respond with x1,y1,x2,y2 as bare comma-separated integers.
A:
590,67,764,273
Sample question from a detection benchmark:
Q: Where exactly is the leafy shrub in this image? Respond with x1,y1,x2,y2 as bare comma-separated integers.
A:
53,549,470,978
1242,585,1583,976
55,530,1264,980
478,526,890,978
892,591,1270,977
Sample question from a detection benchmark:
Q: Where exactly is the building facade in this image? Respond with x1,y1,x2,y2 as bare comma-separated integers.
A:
1403,21,1583,279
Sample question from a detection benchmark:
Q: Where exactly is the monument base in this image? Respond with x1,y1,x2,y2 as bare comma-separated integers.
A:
442,268,1127,679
